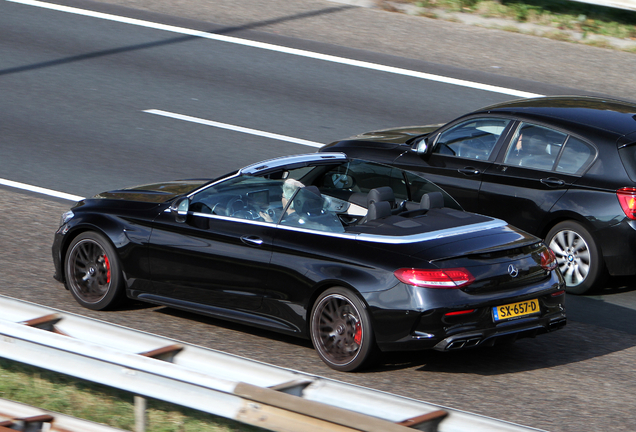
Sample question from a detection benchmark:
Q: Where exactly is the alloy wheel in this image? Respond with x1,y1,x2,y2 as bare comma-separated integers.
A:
311,291,369,370
67,238,112,304
549,229,591,287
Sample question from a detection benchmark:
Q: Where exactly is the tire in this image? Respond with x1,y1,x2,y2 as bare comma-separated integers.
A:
64,232,124,310
546,221,604,295
310,287,376,372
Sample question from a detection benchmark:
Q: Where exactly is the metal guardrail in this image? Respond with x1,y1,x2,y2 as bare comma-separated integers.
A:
569,0,636,12
0,398,126,432
0,295,546,432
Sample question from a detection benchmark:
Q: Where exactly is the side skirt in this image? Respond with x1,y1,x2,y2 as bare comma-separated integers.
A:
135,293,303,336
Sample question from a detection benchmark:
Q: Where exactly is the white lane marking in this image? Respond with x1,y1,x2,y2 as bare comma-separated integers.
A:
144,109,324,148
0,178,83,201
9,0,544,99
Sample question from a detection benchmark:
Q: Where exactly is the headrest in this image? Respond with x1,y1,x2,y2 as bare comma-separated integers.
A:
420,192,444,210
367,187,395,206
367,201,392,221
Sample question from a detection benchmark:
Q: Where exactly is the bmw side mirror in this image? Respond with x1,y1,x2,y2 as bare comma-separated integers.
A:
171,197,190,223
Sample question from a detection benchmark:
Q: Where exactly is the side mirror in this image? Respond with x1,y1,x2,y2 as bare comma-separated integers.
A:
413,136,430,156
170,197,190,223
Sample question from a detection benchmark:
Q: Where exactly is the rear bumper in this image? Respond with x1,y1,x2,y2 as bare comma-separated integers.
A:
598,219,636,276
371,281,566,352
432,314,566,351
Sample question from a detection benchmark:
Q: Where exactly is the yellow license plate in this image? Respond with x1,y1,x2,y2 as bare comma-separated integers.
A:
493,299,540,321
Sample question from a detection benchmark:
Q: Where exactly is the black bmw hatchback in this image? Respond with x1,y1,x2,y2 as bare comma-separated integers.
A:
322,96,636,294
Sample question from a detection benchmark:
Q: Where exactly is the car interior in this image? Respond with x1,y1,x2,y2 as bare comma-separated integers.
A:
187,160,470,234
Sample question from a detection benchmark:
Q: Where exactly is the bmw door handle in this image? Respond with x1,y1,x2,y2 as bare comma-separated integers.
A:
241,236,264,246
540,177,566,187
458,167,480,176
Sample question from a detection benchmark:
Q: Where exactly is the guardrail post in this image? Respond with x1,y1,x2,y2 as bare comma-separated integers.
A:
134,395,147,432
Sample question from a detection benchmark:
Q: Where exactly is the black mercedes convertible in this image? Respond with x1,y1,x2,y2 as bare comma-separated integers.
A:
52,153,566,371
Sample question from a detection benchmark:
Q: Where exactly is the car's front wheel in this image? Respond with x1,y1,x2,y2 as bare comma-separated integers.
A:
64,232,124,310
310,287,376,372
546,221,604,294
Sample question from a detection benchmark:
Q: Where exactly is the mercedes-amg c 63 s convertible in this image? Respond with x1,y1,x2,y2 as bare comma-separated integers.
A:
53,153,566,371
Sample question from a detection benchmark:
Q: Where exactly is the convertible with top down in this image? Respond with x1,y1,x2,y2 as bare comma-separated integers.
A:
52,153,566,371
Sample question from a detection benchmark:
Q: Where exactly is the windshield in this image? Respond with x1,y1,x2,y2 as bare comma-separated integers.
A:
187,158,462,233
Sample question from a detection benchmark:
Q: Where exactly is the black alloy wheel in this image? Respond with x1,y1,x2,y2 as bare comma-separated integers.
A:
64,232,124,310
310,287,376,372
546,221,604,295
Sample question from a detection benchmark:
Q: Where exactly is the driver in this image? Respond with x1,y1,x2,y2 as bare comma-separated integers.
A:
259,178,304,223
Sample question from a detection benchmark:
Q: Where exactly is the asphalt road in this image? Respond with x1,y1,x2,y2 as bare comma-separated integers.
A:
1,0,636,431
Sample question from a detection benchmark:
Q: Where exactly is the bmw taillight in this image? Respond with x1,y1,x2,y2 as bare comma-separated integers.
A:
394,268,475,288
617,187,636,220
540,247,557,271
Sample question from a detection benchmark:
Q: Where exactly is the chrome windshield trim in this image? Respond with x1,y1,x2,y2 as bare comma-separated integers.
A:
239,152,347,175
188,212,508,243
185,172,241,198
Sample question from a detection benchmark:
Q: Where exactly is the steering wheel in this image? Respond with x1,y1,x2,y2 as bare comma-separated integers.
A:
225,196,245,216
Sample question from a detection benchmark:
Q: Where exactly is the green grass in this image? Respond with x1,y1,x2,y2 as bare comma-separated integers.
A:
0,358,264,432
398,0,636,47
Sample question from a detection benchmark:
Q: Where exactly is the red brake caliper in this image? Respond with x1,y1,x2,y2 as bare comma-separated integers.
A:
353,321,362,345
103,255,111,284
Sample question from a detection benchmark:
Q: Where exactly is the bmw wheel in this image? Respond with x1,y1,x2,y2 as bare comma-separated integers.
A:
64,232,124,310
310,287,376,372
546,221,604,295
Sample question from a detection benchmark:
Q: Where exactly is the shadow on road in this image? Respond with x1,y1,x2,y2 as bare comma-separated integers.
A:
567,277,636,336
145,277,636,376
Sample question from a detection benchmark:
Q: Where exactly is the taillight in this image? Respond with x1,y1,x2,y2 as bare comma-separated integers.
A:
540,247,557,271
617,187,636,220
394,268,475,288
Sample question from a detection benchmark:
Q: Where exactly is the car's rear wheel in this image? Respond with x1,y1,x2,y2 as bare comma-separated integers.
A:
546,221,604,294
64,232,124,310
310,287,376,372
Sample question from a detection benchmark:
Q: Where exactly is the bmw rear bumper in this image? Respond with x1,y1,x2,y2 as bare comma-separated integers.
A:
598,219,636,276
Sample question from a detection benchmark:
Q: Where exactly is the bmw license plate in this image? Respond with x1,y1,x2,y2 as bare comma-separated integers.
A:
493,299,540,322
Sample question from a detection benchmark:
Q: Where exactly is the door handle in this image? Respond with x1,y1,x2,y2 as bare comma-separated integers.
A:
540,178,566,187
458,167,480,175
241,236,264,246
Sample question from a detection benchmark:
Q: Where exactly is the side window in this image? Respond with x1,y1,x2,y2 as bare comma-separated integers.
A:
434,118,511,160
556,137,595,174
504,123,565,171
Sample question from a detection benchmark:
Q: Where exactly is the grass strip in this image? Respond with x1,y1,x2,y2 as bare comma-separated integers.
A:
0,358,264,432
386,0,636,51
